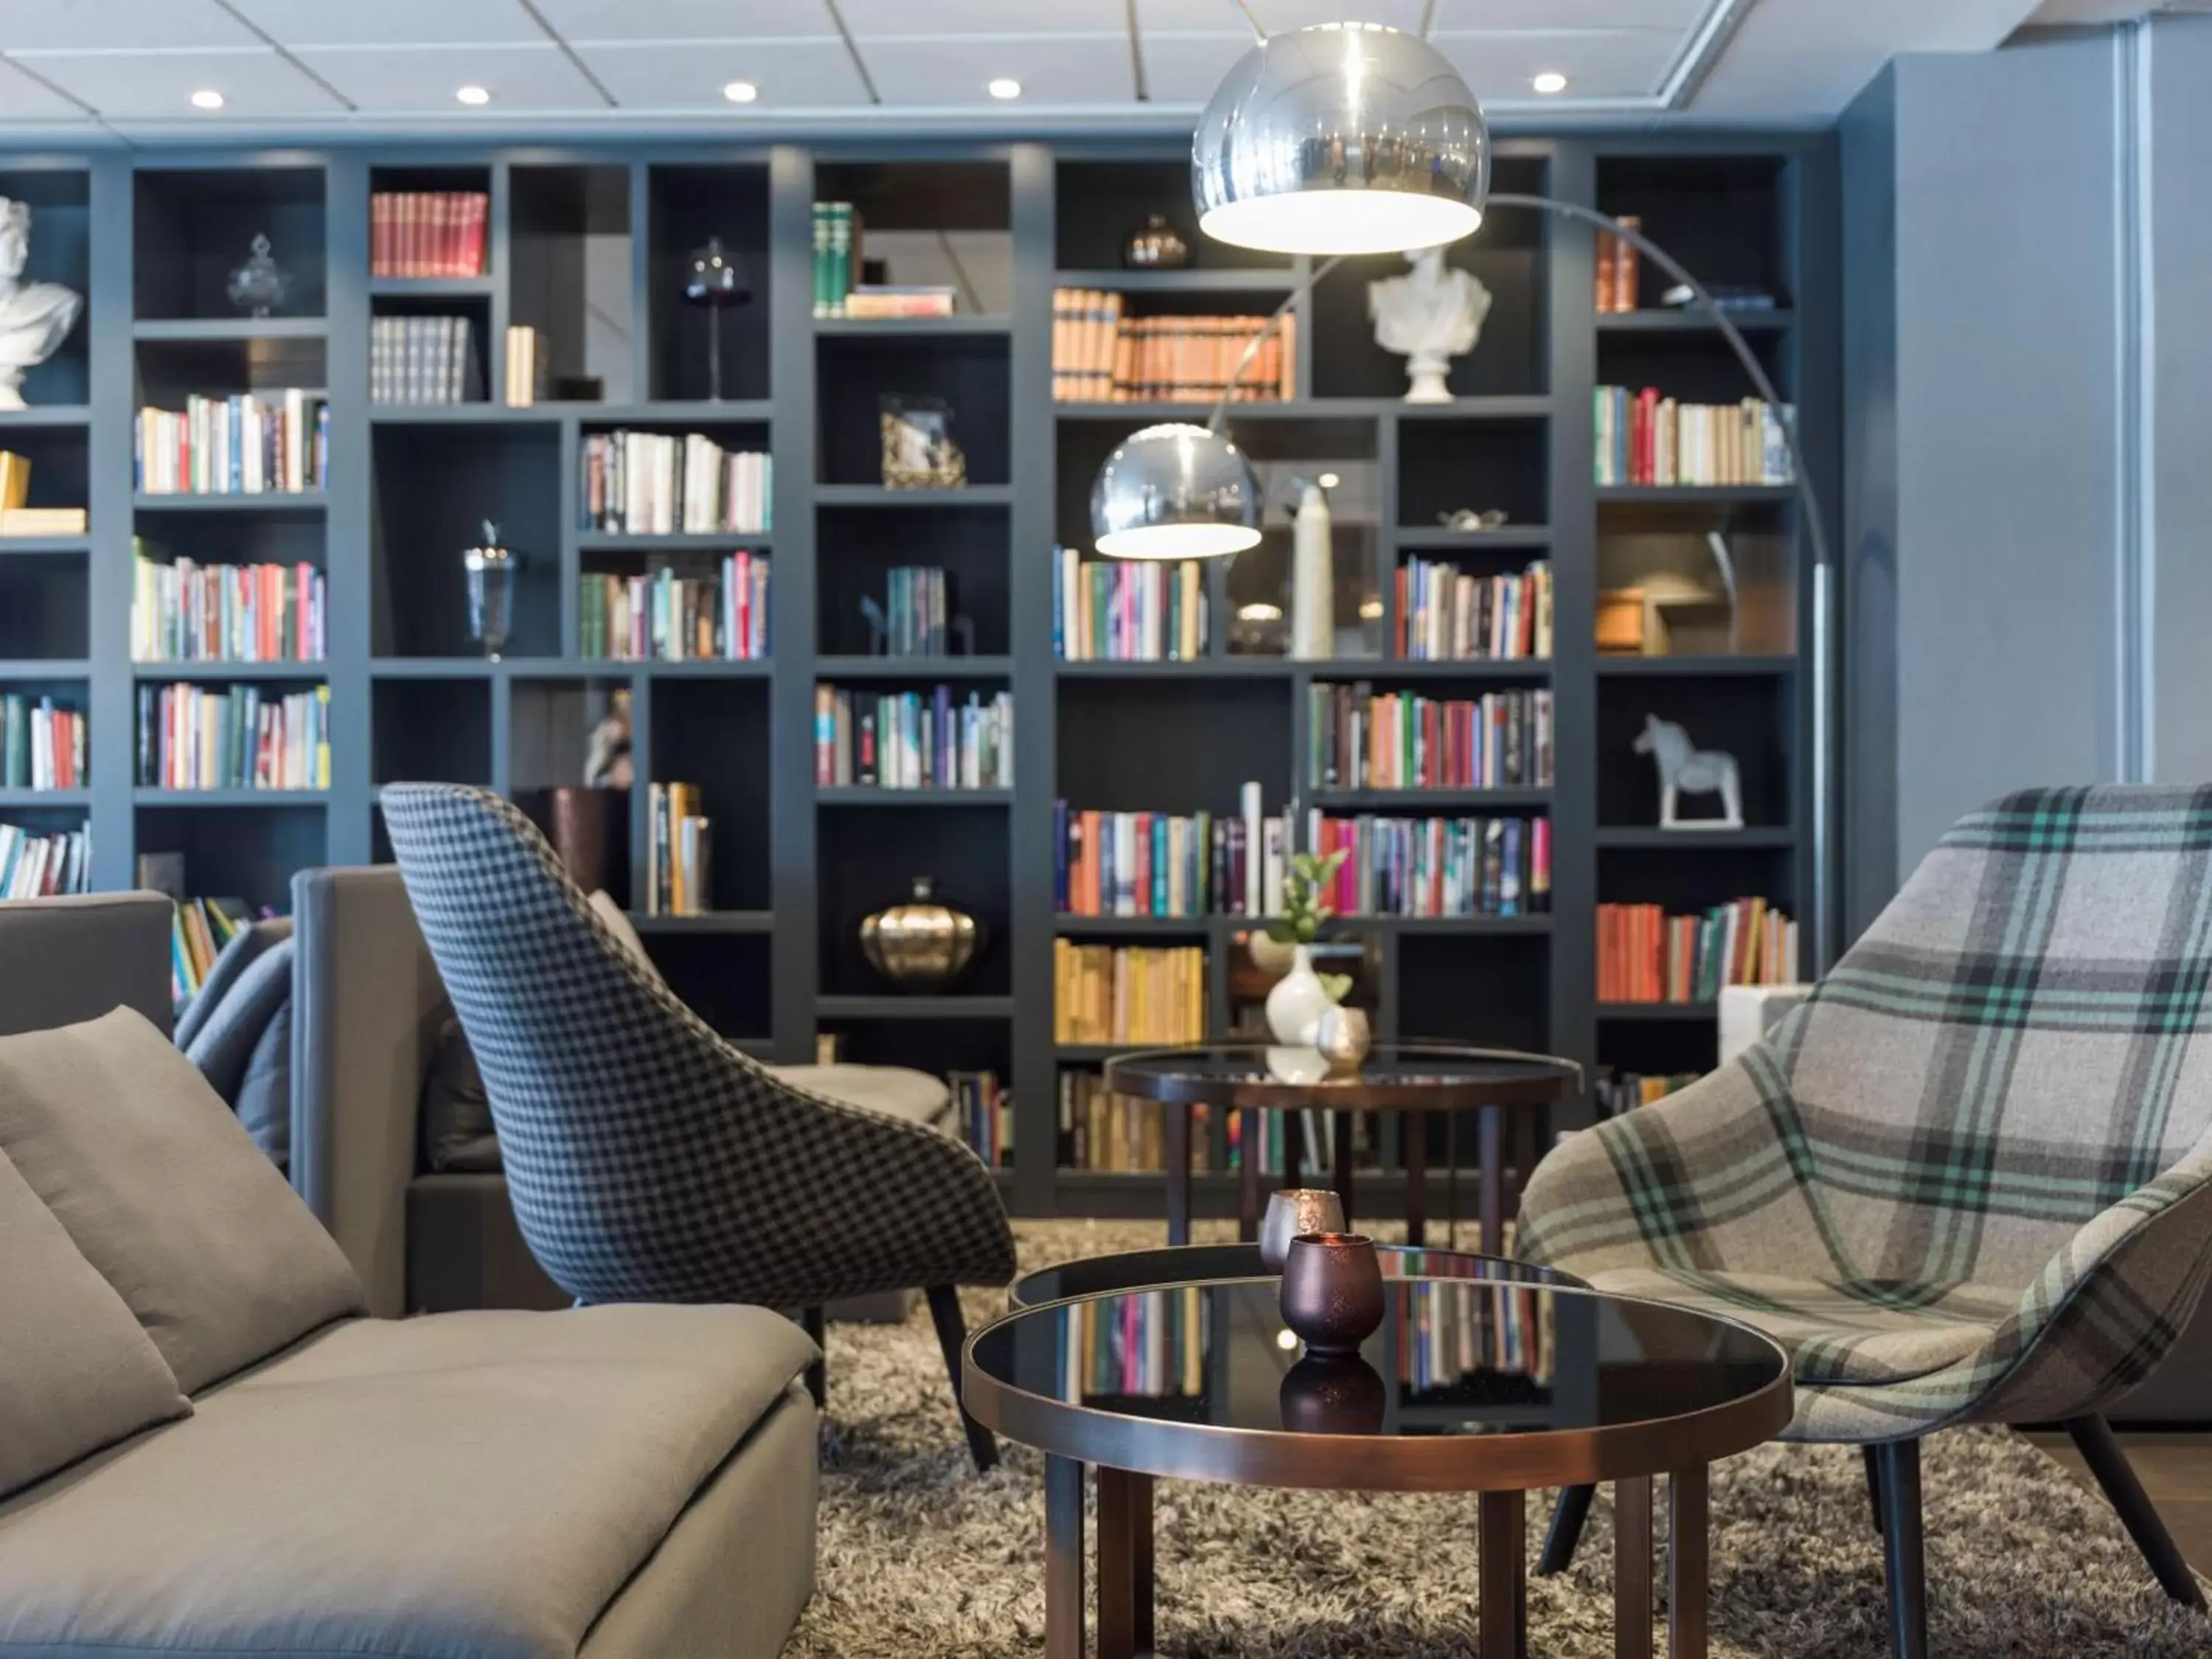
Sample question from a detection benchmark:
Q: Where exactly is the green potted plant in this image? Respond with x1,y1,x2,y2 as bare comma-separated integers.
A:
1264,848,1351,1044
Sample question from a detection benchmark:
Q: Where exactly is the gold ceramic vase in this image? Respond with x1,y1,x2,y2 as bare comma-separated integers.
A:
860,876,980,992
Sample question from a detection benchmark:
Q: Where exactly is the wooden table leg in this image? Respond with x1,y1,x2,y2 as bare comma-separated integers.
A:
1405,1110,1427,1248
1478,1105,1505,1257
1615,1475,1655,1659
1479,1489,1528,1659
1046,1455,1086,1659
1097,1468,1154,1659
1332,1109,1356,1227
1164,1104,1191,1248
1238,1107,1261,1242
1669,1466,1708,1659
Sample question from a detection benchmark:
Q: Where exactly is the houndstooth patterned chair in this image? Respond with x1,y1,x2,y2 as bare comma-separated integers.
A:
1520,785,2212,1658
380,782,1017,1470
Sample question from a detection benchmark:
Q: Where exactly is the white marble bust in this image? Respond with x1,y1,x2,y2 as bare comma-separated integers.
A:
1367,245,1491,403
0,200,80,409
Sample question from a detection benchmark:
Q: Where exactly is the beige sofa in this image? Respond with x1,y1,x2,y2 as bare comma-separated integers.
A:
0,891,818,1659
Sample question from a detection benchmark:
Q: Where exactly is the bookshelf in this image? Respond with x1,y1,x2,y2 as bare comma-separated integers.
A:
6,133,1836,1225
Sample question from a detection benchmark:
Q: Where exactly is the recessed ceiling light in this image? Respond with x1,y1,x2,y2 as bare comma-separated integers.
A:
1531,72,1569,95
455,85,491,106
190,89,224,110
987,77,1021,100
722,80,759,104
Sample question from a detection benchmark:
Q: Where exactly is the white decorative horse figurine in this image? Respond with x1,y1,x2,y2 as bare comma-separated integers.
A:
1633,714,1743,830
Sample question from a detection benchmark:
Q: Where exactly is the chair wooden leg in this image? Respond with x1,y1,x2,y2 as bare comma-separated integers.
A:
2065,1414,2206,1608
926,1284,998,1472
799,1306,825,1408
1863,1444,1885,1535
1539,1482,1595,1575
1874,1439,1927,1659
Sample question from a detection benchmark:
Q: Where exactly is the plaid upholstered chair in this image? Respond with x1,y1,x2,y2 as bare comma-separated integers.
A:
1519,785,2212,1658
380,782,1017,1470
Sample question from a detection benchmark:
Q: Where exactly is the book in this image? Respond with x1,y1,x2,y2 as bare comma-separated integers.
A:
880,566,952,656
0,692,85,790
132,545,326,663
136,682,330,790
1050,289,1296,403
1596,900,1799,1002
645,782,712,917
842,286,957,319
1596,215,1641,313
578,551,769,662
579,432,772,535
1052,548,1209,661
1395,557,1552,661
370,190,489,279
948,1070,1012,1166
370,315,481,404
1595,387,1794,487
0,506,86,535
1304,810,1551,918
0,821,88,899
1055,1074,1218,1174
1056,804,1252,917
1597,1067,1699,1116
504,324,546,407
168,896,256,1007
813,685,1012,790
1052,941,1206,1045
810,201,863,318
1307,684,1553,790
135,392,329,495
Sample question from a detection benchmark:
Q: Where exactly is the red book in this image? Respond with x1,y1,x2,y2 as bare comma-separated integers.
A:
465,192,487,276
370,193,389,275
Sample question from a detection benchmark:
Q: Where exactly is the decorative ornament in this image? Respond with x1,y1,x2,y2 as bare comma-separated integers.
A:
1289,474,1334,660
463,521,515,662
681,236,751,402
0,198,80,410
860,876,981,991
226,233,291,319
1366,245,1490,403
1121,212,1191,271
1635,714,1744,830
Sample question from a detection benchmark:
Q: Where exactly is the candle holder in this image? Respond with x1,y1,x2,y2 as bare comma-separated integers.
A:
1259,1189,1345,1273
1278,1232,1385,1357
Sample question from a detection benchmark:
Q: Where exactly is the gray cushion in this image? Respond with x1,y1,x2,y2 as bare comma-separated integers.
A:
174,917,293,1052
0,1305,818,1659
0,1007,366,1395
422,1015,501,1173
232,992,293,1168
0,1144,189,1500
183,933,293,1108
768,1063,954,1128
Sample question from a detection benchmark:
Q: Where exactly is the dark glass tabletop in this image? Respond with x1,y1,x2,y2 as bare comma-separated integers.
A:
1009,1242,1584,1308
966,1278,1790,1492
1103,1041,1581,1112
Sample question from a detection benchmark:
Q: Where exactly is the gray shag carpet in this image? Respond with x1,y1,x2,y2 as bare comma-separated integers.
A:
787,1220,2211,1658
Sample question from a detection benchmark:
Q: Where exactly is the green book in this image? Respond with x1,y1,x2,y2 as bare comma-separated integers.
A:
827,202,852,318
810,201,830,319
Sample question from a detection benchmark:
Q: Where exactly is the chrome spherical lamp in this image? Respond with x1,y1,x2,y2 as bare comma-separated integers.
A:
1193,22,1489,257
1091,422,1262,560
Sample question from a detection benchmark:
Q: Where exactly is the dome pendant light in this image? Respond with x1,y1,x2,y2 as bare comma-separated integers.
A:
1192,22,1489,257
1091,422,1263,560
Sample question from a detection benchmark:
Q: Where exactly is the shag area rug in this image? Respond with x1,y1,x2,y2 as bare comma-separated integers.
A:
787,1220,2211,1658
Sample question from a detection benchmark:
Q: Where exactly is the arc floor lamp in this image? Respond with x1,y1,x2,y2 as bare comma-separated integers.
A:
1087,18,1837,971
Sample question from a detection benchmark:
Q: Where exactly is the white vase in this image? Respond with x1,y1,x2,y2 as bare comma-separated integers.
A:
1265,944,1336,1046
1290,479,1333,660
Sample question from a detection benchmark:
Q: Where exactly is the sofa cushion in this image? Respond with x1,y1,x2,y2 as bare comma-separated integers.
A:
0,1305,818,1659
0,1145,189,1500
232,992,294,1168
768,1062,953,1127
0,1006,366,1394
422,1014,501,1173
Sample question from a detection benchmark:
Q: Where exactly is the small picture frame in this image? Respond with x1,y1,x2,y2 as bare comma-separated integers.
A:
880,394,967,489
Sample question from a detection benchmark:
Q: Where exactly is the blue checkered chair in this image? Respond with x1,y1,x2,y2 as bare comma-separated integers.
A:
1520,786,2212,1655
380,782,1017,1469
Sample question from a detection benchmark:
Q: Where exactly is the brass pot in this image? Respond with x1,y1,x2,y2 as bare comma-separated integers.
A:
860,877,980,992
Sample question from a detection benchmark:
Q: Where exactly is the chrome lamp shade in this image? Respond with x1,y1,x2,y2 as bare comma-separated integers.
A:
1090,422,1262,560
1193,23,1489,257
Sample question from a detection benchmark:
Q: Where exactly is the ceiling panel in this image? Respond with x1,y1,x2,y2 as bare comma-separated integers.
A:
578,38,872,108
858,34,1137,104
293,42,609,111
1433,29,1679,99
0,0,256,52
529,0,840,41
0,60,90,120
226,0,545,48
1137,0,1429,32
1430,0,1709,27
1135,30,1255,104
840,0,1127,33
21,46,344,116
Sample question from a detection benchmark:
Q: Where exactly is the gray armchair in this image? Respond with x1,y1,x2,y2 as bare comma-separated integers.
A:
380,782,1016,1469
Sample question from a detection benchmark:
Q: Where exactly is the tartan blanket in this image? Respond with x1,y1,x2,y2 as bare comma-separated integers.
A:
1520,786,2212,1441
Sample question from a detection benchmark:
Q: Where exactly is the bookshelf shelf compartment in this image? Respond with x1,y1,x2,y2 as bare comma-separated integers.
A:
133,660,327,681
133,789,329,807
372,423,560,660
0,406,90,430
0,535,90,556
0,787,87,810
646,164,770,406
131,318,327,343
134,165,327,324
369,276,495,299
133,493,327,514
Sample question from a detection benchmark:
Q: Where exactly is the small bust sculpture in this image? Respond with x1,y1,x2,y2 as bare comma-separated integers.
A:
1367,245,1490,404
0,199,80,409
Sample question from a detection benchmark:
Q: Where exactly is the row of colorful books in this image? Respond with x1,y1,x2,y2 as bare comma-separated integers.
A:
1596,899,1798,1003
811,685,1012,791
1307,685,1553,792
579,432,772,536
1052,549,1210,661
0,822,86,898
370,189,488,279
133,683,330,792
644,782,712,917
1597,1068,1697,1117
1396,1281,1555,1386
131,551,325,664
878,566,954,656
1052,941,1206,1046
1051,288,1295,403
134,393,328,496
1304,811,1552,919
369,315,482,405
1053,791,1290,919
1056,1075,1216,1173
1595,388,1793,487
1,693,85,790
1065,1287,1208,1400
170,897,249,1007
577,552,770,662
950,1070,1012,1169
1397,557,1552,662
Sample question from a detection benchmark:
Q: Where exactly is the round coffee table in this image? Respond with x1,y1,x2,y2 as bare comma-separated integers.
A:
1009,1240,1584,1308
1104,1042,1582,1255
966,1276,1790,1659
